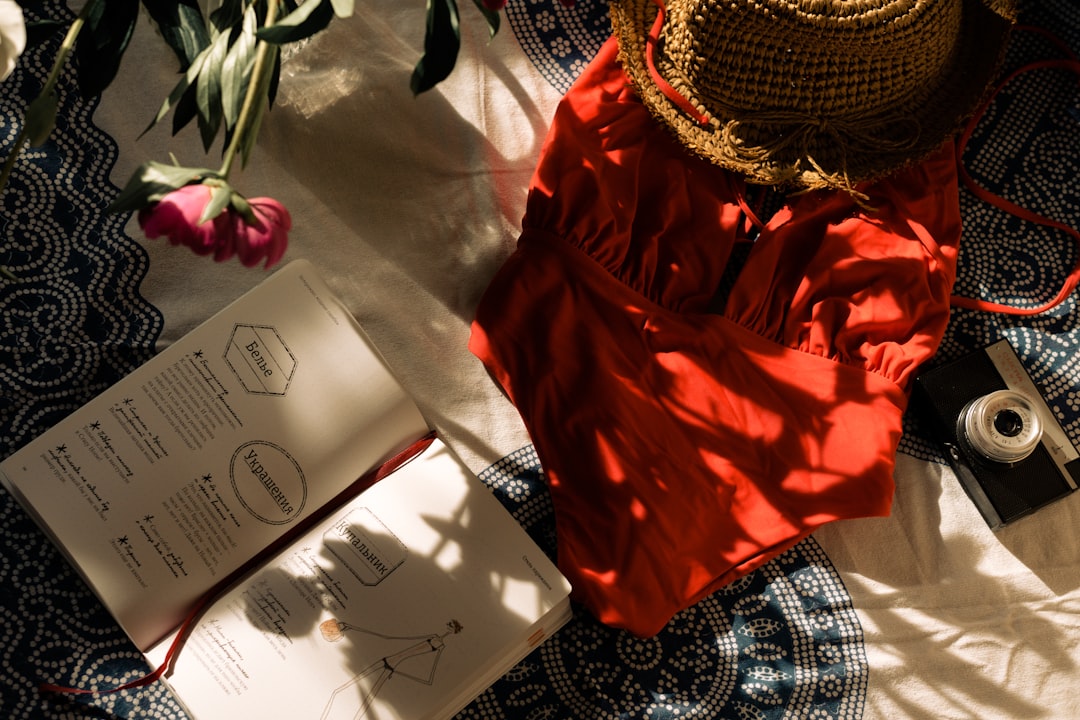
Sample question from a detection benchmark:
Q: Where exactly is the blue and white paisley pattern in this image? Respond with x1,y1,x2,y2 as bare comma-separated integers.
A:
0,3,172,718
465,447,868,720
0,4,162,452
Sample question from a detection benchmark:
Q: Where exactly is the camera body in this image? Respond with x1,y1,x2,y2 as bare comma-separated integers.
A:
912,339,1080,529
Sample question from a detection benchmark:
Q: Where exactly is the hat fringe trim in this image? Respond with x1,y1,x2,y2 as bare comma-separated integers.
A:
716,113,916,206
644,0,920,200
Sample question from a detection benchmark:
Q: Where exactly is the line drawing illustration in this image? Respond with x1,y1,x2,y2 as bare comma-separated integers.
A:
318,617,464,720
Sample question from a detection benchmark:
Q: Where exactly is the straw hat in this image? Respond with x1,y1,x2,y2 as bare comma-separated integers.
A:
609,0,1017,192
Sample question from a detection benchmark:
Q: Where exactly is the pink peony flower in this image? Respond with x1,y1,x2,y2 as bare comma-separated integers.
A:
137,184,290,268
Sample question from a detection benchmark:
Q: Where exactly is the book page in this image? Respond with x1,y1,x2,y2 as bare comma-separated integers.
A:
145,439,571,720
0,260,430,650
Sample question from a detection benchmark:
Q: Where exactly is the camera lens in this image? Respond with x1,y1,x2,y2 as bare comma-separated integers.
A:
959,390,1043,464
993,409,1025,437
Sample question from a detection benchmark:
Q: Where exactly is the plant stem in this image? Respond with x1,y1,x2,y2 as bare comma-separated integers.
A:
0,0,98,192
219,0,281,179
1,0,101,281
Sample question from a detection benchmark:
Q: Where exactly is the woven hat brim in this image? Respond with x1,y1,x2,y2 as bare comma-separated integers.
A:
610,0,1017,190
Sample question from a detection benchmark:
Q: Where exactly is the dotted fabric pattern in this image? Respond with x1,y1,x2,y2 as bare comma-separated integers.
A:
0,10,163,453
505,0,612,94
0,3,173,720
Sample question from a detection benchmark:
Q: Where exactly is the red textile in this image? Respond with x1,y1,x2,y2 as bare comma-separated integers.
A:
470,38,960,637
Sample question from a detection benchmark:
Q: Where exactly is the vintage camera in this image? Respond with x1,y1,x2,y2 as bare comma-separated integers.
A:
912,339,1080,529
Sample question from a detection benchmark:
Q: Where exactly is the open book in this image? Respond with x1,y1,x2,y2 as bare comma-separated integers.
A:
0,260,572,720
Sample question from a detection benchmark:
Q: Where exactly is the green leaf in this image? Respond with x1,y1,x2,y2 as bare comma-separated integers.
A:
268,45,282,107
195,30,232,150
144,0,255,143
143,42,214,135
469,0,500,39
256,0,334,45
208,0,247,36
139,0,210,70
74,0,140,99
228,191,257,224
171,80,201,137
24,92,59,147
199,184,234,224
107,161,218,214
221,5,259,129
411,0,461,96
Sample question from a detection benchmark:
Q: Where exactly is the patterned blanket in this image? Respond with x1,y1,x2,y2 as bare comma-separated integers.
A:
2,1,1078,718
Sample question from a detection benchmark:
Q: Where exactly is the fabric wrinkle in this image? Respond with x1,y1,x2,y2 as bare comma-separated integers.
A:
470,36,961,637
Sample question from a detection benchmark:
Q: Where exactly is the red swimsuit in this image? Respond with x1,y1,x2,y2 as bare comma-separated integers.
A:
470,38,960,637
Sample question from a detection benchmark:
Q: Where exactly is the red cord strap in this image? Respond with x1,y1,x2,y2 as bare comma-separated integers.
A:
953,27,1080,315
645,0,711,127
39,430,437,697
